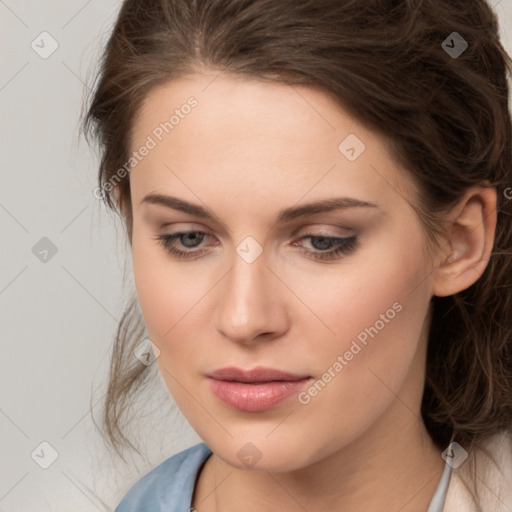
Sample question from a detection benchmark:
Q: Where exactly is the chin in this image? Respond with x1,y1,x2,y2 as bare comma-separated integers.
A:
202,433,325,473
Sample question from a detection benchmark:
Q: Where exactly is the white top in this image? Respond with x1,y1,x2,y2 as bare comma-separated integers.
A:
443,430,512,511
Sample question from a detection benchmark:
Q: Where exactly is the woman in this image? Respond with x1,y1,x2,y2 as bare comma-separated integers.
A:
82,0,512,510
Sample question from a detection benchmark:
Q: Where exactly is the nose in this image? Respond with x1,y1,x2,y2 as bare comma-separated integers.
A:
214,247,289,346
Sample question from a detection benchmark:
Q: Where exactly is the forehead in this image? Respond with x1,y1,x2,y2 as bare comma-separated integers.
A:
133,72,367,157
129,72,417,216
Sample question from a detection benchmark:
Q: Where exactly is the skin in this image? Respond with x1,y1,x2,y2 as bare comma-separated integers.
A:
125,70,497,511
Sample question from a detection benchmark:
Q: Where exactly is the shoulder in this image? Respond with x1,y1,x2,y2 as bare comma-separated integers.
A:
444,429,512,512
115,442,212,512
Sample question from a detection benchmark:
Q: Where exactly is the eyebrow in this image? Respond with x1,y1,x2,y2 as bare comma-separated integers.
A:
141,193,379,225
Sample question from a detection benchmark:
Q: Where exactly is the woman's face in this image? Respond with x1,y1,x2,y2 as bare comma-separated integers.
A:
129,71,438,471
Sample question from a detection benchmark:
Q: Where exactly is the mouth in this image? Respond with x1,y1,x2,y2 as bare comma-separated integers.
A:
207,366,311,383
207,366,313,412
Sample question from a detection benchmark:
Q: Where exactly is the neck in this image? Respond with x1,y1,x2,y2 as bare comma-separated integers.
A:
194,407,445,512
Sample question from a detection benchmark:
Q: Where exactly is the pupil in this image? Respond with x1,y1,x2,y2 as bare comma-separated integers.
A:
311,237,333,250
182,233,203,248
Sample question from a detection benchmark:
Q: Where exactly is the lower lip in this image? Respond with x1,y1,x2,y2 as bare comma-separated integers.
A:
208,377,311,412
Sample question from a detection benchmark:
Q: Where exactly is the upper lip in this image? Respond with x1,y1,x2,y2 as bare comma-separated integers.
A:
207,366,310,383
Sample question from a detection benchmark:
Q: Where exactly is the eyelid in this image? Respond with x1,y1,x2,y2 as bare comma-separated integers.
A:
291,223,355,239
158,222,215,235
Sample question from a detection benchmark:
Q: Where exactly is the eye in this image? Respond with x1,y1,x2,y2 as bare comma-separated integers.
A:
291,234,357,261
153,231,213,259
153,231,358,261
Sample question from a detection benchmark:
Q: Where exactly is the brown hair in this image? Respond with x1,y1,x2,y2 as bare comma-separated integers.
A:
82,0,512,469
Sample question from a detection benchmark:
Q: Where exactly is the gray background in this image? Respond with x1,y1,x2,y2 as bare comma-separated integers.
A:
1,1,511,510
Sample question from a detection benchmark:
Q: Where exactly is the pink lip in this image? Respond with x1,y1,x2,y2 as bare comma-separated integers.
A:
207,366,312,412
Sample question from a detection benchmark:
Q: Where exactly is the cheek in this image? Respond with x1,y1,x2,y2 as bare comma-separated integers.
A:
131,228,223,403
132,246,219,424
288,223,431,403
132,230,202,349
289,223,430,358
291,224,432,440
132,237,170,337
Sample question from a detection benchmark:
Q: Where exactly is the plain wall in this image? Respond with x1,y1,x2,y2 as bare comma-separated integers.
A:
1,1,511,510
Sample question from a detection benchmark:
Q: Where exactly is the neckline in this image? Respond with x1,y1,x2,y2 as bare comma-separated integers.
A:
191,443,453,512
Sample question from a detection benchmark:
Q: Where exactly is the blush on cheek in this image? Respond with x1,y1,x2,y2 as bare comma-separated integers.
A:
322,252,429,385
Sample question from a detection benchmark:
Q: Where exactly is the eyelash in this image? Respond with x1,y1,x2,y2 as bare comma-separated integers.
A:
153,231,357,261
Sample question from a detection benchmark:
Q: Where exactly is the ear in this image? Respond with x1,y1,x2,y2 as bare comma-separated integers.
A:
432,187,497,297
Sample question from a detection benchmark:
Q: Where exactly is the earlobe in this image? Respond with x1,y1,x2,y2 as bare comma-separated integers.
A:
432,187,497,298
